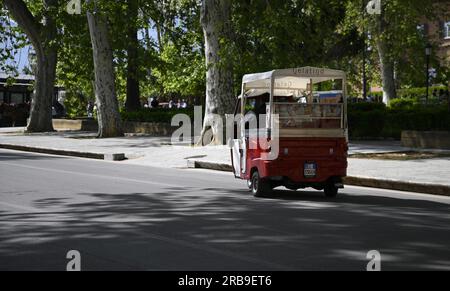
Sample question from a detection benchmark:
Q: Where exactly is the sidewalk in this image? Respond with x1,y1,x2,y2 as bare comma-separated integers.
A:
1,128,449,196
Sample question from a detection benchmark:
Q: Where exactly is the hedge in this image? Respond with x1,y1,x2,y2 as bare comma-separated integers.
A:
369,86,447,101
121,104,450,140
397,86,447,100
348,103,450,139
348,103,386,138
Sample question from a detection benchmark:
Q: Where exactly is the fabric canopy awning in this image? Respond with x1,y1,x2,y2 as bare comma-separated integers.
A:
241,67,346,96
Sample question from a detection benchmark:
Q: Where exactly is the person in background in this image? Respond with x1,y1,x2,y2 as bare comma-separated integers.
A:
151,97,159,108
181,99,188,109
177,99,182,109
87,101,94,118
168,99,174,109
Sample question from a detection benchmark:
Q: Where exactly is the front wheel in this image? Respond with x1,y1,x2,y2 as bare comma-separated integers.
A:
251,171,271,197
324,183,339,198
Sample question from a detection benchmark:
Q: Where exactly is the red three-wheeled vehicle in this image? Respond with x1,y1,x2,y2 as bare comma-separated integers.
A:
230,67,349,197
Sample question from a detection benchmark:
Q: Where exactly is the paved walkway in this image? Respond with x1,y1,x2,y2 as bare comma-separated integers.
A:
1,128,449,188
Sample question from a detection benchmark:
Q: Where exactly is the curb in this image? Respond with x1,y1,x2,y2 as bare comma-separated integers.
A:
0,144,125,161
187,159,450,197
187,160,233,172
343,176,450,197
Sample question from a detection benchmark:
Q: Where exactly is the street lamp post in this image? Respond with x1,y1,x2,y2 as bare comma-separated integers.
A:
363,32,367,100
425,43,432,104
362,0,368,100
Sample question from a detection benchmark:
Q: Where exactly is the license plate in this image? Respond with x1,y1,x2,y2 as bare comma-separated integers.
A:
304,163,317,178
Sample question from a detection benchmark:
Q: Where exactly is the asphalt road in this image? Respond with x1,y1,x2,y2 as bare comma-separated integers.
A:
0,148,450,271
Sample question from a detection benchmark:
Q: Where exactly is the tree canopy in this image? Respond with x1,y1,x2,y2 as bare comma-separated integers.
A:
1,0,448,118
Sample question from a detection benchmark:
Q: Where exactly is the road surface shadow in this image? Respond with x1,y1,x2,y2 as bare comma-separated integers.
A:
1,185,450,271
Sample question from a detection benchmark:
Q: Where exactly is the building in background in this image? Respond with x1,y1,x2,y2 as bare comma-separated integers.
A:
0,73,34,105
0,72,65,127
422,4,450,73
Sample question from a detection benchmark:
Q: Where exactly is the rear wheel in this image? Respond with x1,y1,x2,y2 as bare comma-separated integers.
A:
251,171,271,197
324,183,339,198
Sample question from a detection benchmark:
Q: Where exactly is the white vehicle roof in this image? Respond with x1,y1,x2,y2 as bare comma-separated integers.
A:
241,67,346,97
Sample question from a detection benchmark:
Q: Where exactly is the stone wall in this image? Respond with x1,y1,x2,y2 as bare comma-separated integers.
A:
401,131,450,150
53,119,177,136
122,121,176,136
53,119,98,131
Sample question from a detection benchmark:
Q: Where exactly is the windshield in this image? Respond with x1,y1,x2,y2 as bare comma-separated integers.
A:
274,89,343,129
275,102,343,129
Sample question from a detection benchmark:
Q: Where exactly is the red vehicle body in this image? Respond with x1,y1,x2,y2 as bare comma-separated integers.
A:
230,67,349,197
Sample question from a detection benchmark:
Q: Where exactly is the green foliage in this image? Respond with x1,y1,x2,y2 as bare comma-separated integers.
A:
388,98,415,110
383,106,450,138
152,42,205,97
397,86,447,100
348,103,387,137
63,90,88,119
348,102,386,112
2,0,449,122
231,0,360,93
349,103,450,139
370,91,383,100
121,108,194,124
0,6,30,74
150,0,205,98
342,0,445,91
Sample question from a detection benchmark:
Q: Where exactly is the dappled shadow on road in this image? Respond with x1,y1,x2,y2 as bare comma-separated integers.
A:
0,186,450,271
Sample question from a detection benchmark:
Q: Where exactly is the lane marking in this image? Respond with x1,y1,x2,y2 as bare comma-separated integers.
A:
0,161,179,188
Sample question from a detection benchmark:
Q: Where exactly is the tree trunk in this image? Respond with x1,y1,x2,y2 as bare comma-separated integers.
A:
156,22,163,53
125,0,141,111
199,0,234,146
373,2,396,105
27,46,57,132
377,40,397,104
3,0,57,132
87,9,124,138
